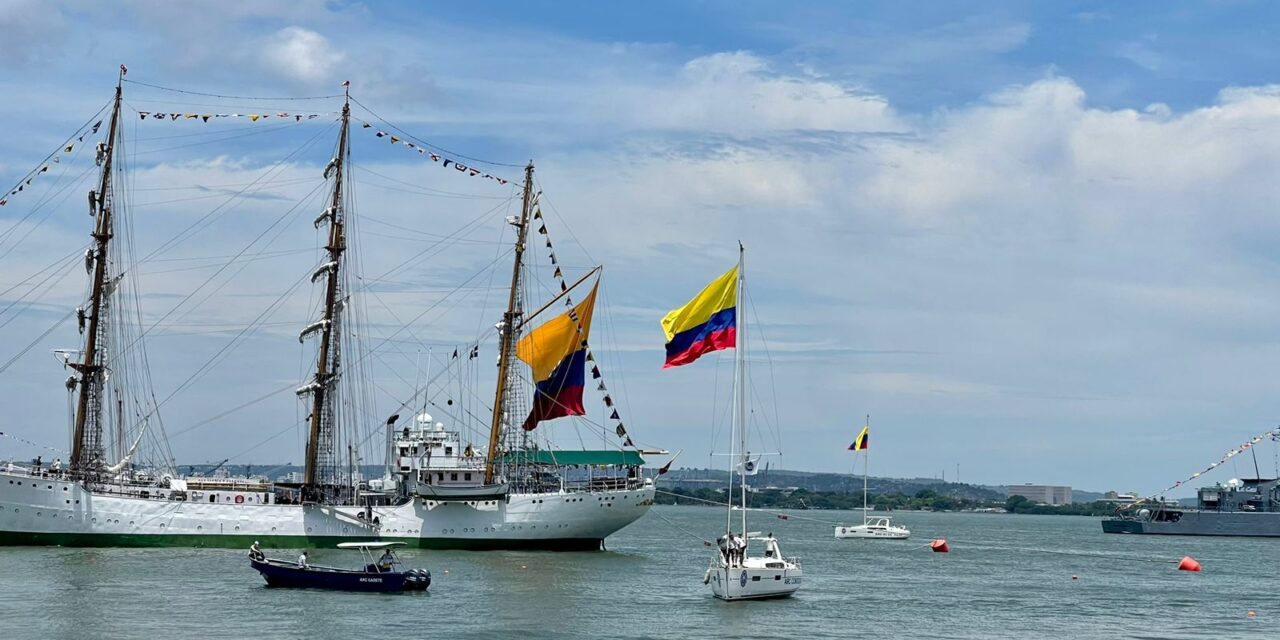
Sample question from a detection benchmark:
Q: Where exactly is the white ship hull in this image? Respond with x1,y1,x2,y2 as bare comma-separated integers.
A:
0,470,654,550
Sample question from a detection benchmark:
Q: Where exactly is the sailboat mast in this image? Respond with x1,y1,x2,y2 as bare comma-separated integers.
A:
863,415,870,515
735,244,747,536
485,162,535,485
303,88,352,492
69,69,125,478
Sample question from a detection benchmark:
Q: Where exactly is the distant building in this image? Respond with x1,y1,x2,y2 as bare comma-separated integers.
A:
277,471,304,484
1099,491,1139,504
1009,484,1073,505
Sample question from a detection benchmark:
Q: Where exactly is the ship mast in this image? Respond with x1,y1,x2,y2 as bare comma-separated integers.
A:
69,68,126,479
302,87,352,496
484,162,535,484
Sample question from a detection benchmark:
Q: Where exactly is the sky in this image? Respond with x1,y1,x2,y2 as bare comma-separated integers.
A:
3,1,1280,495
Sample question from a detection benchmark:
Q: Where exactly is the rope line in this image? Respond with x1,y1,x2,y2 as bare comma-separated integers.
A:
122,79,343,101
648,506,714,547
654,488,844,526
348,95,523,168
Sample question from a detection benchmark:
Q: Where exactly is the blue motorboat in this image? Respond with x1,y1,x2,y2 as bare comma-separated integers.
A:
249,541,431,592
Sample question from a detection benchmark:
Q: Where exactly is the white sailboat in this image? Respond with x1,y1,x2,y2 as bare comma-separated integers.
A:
667,247,802,600
835,417,910,540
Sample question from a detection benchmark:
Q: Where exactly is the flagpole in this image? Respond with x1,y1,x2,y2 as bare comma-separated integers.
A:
863,414,870,520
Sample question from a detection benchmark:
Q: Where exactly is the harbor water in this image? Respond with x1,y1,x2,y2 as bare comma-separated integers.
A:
0,506,1273,639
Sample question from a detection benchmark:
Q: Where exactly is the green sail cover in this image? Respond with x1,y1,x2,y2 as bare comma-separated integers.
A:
498,450,644,466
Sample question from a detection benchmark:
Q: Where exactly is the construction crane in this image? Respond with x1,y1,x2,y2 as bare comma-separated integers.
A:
205,458,230,476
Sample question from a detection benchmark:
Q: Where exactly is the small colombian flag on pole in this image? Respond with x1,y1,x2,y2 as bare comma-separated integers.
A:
850,425,869,451
660,265,738,368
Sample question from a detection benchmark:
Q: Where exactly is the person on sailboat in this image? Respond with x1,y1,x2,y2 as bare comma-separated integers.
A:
297,550,309,569
249,541,264,561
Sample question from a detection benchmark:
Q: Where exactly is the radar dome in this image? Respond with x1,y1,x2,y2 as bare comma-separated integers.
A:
1227,478,1243,488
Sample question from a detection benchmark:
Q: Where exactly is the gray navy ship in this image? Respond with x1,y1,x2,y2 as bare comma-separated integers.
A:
1102,478,1280,536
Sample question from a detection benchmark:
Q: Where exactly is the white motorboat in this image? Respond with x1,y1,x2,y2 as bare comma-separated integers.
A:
834,516,911,540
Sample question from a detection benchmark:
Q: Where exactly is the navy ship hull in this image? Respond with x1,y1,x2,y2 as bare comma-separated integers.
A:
1102,511,1280,537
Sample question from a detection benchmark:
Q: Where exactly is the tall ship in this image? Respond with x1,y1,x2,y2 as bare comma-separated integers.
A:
0,70,655,548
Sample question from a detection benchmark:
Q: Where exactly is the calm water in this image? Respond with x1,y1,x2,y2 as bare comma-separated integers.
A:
0,507,1274,639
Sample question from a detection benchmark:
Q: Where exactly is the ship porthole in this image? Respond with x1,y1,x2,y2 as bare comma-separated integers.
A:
197,525,202,531
129,521,135,526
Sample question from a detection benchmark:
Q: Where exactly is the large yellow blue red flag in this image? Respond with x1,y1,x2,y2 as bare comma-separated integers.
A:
661,265,738,368
517,283,598,430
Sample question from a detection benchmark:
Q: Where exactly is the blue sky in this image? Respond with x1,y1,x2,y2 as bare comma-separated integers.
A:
3,1,1280,495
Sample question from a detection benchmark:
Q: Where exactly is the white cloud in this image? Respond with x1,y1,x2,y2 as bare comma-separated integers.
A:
611,51,904,135
0,0,66,66
263,27,345,86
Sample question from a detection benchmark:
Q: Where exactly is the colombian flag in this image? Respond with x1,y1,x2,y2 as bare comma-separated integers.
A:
850,425,869,451
517,283,598,430
661,266,738,368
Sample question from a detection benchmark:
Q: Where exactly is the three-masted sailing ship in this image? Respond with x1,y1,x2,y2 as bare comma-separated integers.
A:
0,70,654,548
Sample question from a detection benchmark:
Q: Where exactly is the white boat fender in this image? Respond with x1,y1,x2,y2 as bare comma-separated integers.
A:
703,569,711,585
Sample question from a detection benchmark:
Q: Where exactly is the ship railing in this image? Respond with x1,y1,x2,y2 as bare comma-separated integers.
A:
3,462,69,480
561,476,649,492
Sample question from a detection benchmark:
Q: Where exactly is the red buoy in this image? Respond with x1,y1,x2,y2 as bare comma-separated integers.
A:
1177,556,1201,572
930,539,949,553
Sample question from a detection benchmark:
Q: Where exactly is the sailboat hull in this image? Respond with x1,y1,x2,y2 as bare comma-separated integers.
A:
0,470,653,549
707,565,802,601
